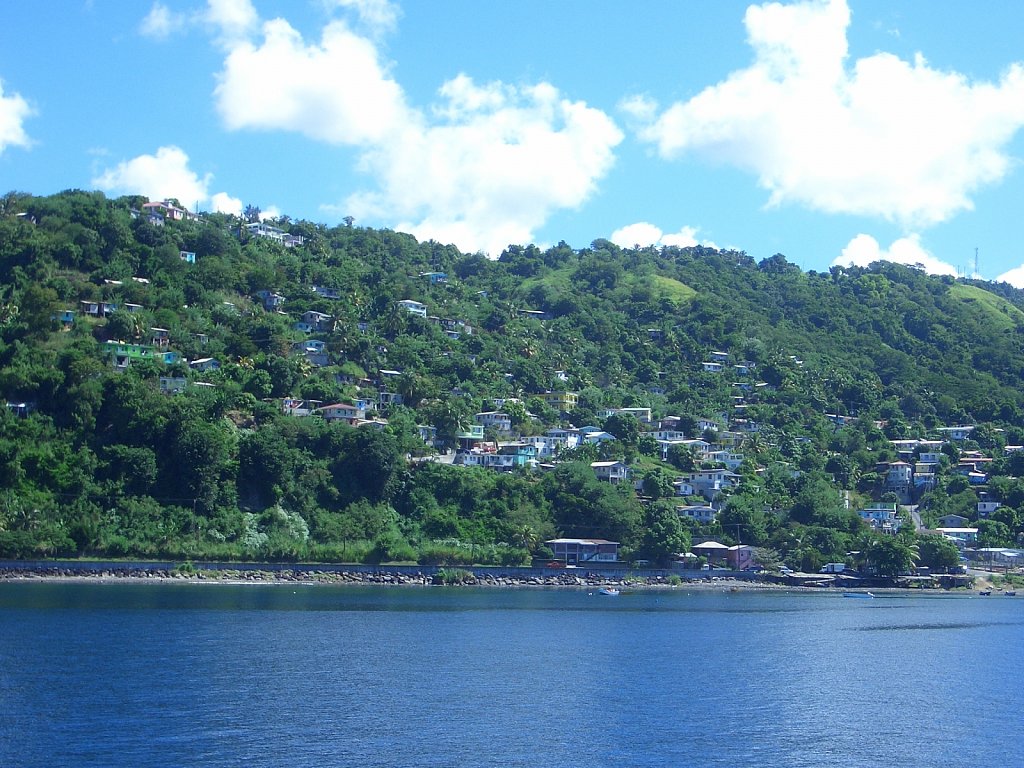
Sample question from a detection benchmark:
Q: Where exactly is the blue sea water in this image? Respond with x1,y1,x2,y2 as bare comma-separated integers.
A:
0,583,1021,767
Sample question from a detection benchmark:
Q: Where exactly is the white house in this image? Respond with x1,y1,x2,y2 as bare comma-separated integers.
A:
318,402,365,424
475,411,513,433
677,505,717,524
545,538,620,564
858,504,902,534
590,461,631,484
397,299,427,317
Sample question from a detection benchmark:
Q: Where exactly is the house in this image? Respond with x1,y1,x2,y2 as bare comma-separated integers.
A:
977,500,1002,517
496,442,536,466
685,468,739,501
420,271,447,284
104,341,178,370
545,538,620,565
142,200,187,221
282,398,323,417
677,505,717,524
189,357,220,372
312,285,342,299
245,221,304,247
937,425,975,442
517,309,550,321
300,311,333,332
706,450,745,470
885,461,913,491
179,250,196,264
709,351,729,363
254,290,285,310
455,442,536,470
159,377,188,394
294,339,326,355
455,425,486,447
590,461,631,484
80,300,117,317
702,361,724,373
318,403,365,424
475,411,513,434
397,299,427,317
534,391,579,412
726,544,756,570
378,392,405,407
6,401,35,418
53,309,75,329
937,514,969,528
936,527,979,548
858,504,902,534
696,418,721,433
581,430,616,444
150,328,170,347
647,430,688,442
672,478,696,497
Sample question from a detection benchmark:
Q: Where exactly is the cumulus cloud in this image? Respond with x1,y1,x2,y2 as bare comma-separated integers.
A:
349,76,622,255
92,145,240,213
0,79,33,154
995,264,1024,289
212,13,622,255
610,221,716,249
631,0,1024,229
832,233,957,276
210,191,243,215
214,18,409,145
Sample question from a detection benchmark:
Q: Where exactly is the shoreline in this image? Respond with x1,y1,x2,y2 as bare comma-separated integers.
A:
0,566,979,594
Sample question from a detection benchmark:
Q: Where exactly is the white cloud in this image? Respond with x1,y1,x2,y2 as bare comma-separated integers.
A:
210,191,242,215
205,0,260,46
92,145,241,213
0,79,33,154
214,18,409,145
832,233,957,276
212,16,623,256
349,76,622,255
632,0,1024,229
610,222,715,249
996,264,1024,289
139,3,185,39
326,0,401,34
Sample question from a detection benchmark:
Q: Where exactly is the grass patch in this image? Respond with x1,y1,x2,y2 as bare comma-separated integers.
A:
949,283,1024,332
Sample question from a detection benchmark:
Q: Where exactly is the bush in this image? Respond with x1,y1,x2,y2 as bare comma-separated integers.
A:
434,568,474,585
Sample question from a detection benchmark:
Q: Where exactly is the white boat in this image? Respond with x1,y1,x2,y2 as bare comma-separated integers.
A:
598,588,620,596
842,592,874,599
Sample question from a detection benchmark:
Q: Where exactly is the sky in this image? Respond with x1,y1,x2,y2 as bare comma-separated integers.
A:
3,0,1024,283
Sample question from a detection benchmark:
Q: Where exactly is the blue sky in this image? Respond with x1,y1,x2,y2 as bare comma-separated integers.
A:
3,1,1024,283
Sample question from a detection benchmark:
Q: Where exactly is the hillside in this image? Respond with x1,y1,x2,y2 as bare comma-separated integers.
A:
1,189,1022,573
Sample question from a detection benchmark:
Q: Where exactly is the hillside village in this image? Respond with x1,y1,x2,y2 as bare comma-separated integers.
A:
3,190,1024,579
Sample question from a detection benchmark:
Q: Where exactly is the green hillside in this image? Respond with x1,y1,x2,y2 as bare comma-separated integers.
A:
1,190,1022,573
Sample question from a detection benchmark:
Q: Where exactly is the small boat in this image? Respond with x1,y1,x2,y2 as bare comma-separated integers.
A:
1005,591,1017,597
979,590,992,596
598,587,620,596
842,592,874,599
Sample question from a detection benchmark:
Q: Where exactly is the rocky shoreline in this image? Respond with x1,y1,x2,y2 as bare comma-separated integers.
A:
0,565,795,590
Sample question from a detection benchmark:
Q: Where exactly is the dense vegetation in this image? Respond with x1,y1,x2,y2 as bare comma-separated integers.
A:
2,189,1023,573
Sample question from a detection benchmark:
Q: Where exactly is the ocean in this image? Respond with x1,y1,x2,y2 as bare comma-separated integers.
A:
0,582,1020,767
